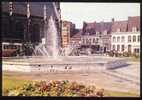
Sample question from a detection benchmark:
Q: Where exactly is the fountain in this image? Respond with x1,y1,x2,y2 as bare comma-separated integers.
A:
45,15,59,59
33,3,60,59
32,3,78,58
2,3,129,74
34,15,59,58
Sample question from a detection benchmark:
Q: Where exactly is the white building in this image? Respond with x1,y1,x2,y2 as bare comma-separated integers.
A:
111,16,140,54
111,32,140,53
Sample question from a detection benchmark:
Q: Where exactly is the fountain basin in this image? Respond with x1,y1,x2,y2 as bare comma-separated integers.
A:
2,56,127,73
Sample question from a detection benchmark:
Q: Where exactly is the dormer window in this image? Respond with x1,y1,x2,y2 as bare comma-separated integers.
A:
132,27,137,32
93,38,96,43
103,30,107,35
96,31,99,35
85,32,90,35
117,28,120,32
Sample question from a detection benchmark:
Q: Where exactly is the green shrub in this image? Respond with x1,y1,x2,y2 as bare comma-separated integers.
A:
117,53,122,57
108,51,114,57
122,52,131,57
122,52,139,58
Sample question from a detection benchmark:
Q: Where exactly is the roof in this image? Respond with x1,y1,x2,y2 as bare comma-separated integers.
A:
111,21,128,32
82,16,140,34
128,16,140,32
95,22,112,33
71,29,82,38
2,2,57,19
83,21,112,34
82,21,96,35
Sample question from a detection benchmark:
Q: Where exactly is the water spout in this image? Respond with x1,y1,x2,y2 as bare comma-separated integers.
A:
33,15,59,58
45,15,59,59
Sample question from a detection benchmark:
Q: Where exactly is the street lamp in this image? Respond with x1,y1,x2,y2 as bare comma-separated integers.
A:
27,2,31,43
24,2,31,56
9,2,13,40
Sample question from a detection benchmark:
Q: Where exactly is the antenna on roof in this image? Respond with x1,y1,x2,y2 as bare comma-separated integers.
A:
112,18,115,22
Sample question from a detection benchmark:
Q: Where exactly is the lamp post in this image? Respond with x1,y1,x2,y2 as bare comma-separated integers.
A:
9,2,13,41
24,2,31,56
27,2,30,43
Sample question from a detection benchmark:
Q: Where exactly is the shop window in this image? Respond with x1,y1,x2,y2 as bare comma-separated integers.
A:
121,45,125,52
117,45,120,51
113,45,115,50
128,45,132,52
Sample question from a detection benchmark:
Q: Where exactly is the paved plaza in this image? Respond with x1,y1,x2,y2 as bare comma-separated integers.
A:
2,56,140,95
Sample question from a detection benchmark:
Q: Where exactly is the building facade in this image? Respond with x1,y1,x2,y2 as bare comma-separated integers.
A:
81,21,112,53
111,16,140,54
1,2,61,56
70,29,82,48
61,20,75,48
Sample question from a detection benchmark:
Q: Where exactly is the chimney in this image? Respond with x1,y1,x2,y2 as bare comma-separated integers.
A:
112,18,114,22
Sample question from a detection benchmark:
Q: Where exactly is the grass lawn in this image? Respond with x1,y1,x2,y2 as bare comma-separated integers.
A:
128,57,140,62
2,73,32,96
2,72,139,97
104,90,139,97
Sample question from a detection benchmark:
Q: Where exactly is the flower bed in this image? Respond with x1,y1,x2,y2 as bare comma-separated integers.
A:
7,80,104,97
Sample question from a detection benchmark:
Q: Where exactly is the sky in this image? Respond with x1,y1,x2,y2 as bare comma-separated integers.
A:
60,3,140,29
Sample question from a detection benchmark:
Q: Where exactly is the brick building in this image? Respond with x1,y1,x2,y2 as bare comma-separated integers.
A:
61,20,75,48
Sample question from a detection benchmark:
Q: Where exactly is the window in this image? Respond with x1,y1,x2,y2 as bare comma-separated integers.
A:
117,28,120,32
121,36,125,42
86,38,90,44
113,36,116,42
132,27,137,32
137,49,139,53
96,38,99,43
128,36,131,42
4,45,8,49
89,39,91,44
134,48,139,53
113,45,115,50
117,36,120,42
93,38,95,43
82,38,85,44
117,45,120,51
128,45,132,53
15,22,24,39
87,33,90,35
103,30,107,35
2,23,9,36
133,36,136,42
121,45,125,52
138,35,140,42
